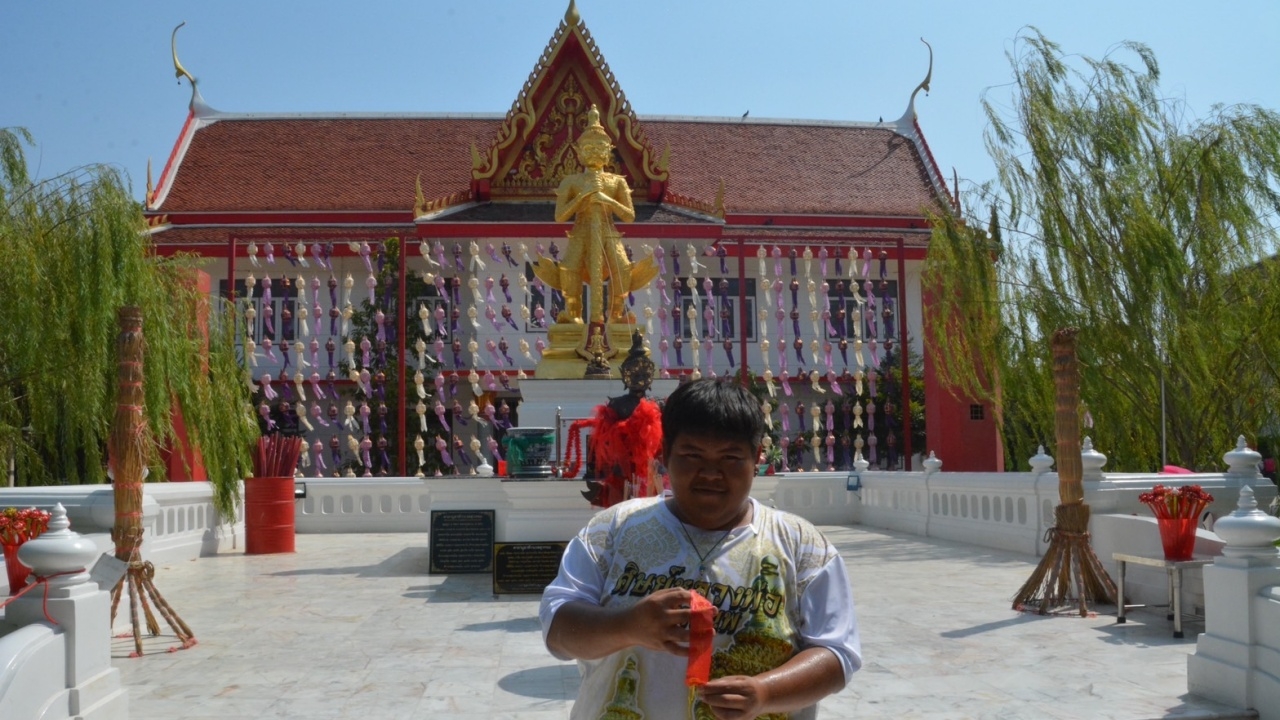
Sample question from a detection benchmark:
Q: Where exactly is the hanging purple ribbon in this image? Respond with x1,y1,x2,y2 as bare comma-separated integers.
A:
717,246,728,274
671,246,681,276
435,437,453,468
819,247,829,277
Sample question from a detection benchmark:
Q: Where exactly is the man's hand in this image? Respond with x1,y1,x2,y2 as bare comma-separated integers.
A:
697,675,768,720
623,587,694,656
545,588,695,660
696,647,845,719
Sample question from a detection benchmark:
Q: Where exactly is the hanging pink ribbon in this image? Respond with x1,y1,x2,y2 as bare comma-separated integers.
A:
258,403,276,431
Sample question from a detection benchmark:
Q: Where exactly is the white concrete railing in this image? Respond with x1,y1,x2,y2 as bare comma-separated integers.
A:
1188,486,1280,720
0,504,127,719
1,482,242,593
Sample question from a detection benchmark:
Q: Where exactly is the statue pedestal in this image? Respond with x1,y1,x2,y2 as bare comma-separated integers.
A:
535,322,641,380
517,378,682,430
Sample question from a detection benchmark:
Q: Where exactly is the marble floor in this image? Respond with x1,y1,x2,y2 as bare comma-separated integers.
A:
112,526,1256,720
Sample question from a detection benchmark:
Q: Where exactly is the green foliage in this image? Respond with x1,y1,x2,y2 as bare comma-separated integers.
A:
876,341,927,456
924,30,1280,471
0,128,254,519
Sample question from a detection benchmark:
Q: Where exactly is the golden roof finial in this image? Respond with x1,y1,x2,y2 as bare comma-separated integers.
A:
145,158,154,207
714,179,726,219
171,22,197,88
565,0,580,26
414,174,427,216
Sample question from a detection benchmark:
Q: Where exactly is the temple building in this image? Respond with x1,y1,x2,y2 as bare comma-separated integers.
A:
143,2,1001,477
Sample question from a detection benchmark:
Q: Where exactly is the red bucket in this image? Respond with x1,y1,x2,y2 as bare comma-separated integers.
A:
245,476,296,555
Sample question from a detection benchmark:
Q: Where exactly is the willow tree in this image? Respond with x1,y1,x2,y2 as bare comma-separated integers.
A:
925,30,1280,471
0,128,256,519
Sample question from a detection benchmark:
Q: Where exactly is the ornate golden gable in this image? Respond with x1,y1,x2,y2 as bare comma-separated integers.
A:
470,3,669,202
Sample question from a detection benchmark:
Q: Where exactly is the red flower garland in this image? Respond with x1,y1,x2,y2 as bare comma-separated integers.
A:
561,418,596,479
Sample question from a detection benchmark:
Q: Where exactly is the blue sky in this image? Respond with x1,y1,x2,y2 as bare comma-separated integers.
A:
2,1,1277,203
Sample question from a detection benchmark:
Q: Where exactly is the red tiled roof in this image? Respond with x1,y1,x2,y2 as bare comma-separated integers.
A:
158,118,496,213
149,225,415,247
155,116,945,218
648,121,942,217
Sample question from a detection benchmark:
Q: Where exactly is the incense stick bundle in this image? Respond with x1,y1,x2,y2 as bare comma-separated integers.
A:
254,433,303,477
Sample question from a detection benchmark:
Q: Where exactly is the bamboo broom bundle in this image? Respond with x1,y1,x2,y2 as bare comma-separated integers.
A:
110,306,148,561
107,306,197,654
1012,328,1116,615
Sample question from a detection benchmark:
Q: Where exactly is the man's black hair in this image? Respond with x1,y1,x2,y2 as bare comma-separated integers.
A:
661,378,765,452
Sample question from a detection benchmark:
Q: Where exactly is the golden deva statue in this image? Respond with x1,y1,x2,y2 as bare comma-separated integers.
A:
532,105,658,327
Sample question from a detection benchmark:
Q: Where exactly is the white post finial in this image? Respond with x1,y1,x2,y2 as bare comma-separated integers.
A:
922,451,942,475
1080,436,1107,479
1223,435,1262,478
1211,485,1280,559
853,451,870,474
1028,445,1055,475
15,503,99,591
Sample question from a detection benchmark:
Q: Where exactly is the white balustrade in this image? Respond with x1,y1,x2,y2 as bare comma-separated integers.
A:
1187,486,1280,719
0,504,128,719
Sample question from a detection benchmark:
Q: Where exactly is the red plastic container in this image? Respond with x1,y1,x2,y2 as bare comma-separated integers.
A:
245,476,296,555
1157,517,1197,561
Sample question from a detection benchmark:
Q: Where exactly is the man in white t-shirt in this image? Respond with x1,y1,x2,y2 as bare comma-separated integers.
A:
541,378,861,719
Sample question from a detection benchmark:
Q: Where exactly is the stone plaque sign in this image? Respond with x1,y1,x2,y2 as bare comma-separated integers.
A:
429,510,495,574
492,541,568,595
